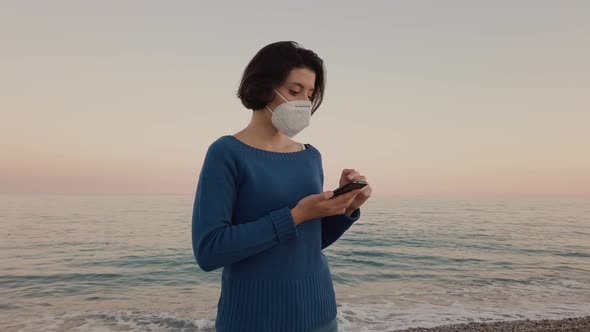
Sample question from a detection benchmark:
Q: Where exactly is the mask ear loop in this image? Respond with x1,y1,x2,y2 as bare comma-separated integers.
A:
273,89,289,103
264,89,289,113
266,89,289,113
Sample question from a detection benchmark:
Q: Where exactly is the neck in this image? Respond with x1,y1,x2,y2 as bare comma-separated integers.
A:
238,110,290,147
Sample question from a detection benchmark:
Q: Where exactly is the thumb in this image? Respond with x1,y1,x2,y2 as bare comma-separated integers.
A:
323,191,334,199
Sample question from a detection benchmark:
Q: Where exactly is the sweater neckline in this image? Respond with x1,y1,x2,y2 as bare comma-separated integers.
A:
224,135,318,160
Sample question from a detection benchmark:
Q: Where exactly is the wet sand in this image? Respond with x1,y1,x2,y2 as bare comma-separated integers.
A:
396,315,590,332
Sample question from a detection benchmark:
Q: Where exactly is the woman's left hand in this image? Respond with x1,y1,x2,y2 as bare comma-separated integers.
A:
339,168,372,215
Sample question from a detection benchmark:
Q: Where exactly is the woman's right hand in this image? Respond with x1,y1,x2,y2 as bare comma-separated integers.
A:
290,189,363,225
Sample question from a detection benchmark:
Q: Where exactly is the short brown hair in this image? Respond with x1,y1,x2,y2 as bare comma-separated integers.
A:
237,41,326,115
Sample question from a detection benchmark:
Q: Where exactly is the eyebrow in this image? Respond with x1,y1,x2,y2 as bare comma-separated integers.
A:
288,82,314,92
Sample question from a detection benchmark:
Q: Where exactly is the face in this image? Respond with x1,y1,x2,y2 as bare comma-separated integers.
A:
270,67,316,108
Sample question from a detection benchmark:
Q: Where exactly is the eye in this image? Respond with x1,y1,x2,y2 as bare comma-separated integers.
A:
290,90,312,101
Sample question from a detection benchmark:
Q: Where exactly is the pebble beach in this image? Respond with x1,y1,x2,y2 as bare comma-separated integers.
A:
396,315,590,332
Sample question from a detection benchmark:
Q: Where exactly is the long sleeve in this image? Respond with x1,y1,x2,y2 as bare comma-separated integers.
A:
318,155,362,250
321,208,361,250
191,141,299,272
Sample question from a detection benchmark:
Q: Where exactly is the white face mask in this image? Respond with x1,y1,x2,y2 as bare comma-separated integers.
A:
265,89,312,138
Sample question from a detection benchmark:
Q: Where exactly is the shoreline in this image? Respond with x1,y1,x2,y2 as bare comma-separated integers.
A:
395,315,590,332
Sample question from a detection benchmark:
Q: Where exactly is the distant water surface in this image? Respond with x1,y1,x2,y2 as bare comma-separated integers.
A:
1,194,589,331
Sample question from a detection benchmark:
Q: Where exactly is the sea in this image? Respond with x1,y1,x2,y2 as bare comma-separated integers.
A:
1,193,589,331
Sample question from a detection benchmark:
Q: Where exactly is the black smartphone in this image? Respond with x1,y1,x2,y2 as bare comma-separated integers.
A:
331,180,368,198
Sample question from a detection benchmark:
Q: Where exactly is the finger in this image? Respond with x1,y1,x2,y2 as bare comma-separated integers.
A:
334,188,362,201
323,191,334,199
357,190,369,200
342,168,355,179
346,197,357,207
357,189,371,203
349,188,364,201
329,191,350,203
363,186,372,197
346,171,360,181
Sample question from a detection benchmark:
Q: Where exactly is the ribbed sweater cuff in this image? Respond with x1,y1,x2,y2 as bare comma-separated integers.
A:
343,207,361,223
270,206,298,243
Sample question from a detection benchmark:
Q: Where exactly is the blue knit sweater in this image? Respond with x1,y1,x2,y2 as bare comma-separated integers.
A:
191,135,361,332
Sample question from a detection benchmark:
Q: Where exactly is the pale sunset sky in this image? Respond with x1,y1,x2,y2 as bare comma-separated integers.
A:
1,1,589,198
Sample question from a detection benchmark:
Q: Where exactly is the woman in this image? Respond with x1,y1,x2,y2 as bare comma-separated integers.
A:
192,41,372,332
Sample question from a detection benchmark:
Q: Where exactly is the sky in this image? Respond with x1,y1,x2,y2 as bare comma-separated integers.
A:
1,0,589,198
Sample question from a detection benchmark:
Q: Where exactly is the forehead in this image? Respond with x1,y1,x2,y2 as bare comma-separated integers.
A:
285,67,316,90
